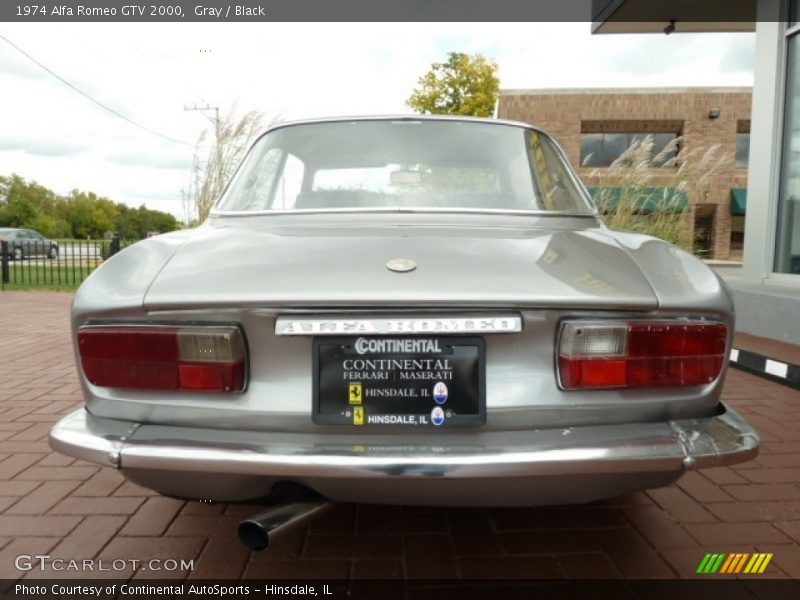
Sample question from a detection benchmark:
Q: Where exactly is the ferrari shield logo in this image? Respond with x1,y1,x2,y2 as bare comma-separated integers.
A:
353,407,364,425
349,383,362,405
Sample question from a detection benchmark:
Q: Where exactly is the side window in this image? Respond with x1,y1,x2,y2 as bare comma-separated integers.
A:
236,147,284,211
273,154,305,209
528,132,590,212
736,132,750,168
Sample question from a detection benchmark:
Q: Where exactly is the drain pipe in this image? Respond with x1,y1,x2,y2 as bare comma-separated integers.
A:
238,498,330,551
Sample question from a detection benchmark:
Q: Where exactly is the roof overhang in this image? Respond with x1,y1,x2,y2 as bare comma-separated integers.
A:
592,0,756,34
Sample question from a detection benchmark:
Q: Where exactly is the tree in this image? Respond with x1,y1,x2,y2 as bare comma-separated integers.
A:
183,107,265,223
407,52,500,117
0,174,179,239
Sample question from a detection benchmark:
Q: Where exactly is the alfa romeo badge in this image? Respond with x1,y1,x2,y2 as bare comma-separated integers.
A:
386,258,417,273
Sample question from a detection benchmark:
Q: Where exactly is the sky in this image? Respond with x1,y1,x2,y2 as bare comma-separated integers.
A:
0,22,755,221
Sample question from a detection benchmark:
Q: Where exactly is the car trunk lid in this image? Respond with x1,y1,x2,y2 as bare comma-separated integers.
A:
143,215,658,310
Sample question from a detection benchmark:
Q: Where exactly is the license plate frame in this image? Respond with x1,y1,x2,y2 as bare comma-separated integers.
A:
313,336,485,427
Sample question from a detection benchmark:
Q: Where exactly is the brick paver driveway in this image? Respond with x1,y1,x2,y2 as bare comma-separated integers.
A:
1,292,800,580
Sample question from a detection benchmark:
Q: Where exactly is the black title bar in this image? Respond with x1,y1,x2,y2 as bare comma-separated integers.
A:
0,0,762,23
3,0,594,22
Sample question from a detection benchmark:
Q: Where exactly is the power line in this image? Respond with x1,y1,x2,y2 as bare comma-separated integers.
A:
0,32,197,148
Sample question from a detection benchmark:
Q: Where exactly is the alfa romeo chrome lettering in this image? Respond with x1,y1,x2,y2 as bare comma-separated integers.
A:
275,315,522,335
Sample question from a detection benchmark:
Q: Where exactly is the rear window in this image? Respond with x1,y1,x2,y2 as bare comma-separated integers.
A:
216,119,594,214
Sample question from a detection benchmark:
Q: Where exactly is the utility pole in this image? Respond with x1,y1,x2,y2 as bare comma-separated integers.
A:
184,103,219,125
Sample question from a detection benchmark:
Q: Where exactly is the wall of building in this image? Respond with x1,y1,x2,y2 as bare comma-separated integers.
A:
498,87,751,260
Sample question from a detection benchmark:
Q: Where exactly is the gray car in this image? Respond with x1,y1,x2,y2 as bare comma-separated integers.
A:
50,116,759,507
0,228,59,260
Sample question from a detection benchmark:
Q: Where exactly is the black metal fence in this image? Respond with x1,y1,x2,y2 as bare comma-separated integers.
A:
0,236,130,290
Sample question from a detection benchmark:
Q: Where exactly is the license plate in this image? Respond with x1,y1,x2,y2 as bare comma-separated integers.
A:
313,336,485,427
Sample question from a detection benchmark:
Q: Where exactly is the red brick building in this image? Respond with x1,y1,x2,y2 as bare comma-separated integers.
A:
498,87,752,260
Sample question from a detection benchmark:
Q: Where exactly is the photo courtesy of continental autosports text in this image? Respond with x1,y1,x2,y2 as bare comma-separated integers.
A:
12,583,331,597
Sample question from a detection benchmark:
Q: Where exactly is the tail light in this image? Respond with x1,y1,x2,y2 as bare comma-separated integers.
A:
78,325,246,392
558,320,727,390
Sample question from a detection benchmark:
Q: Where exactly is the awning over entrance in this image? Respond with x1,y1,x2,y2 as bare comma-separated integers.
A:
587,186,689,213
731,188,747,216
591,0,755,34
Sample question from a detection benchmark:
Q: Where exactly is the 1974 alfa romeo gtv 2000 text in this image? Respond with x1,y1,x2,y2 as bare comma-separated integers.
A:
51,116,759,510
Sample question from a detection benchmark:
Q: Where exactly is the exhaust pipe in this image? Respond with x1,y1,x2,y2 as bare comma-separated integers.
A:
238,498,330,551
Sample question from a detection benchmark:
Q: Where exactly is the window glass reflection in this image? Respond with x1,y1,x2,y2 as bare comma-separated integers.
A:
776,34,800,274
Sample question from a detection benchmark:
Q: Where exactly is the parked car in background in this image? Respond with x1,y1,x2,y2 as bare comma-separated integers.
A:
50,116,759,508
0,228,59,260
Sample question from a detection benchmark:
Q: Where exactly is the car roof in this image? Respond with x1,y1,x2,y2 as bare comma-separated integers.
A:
259,114,542,136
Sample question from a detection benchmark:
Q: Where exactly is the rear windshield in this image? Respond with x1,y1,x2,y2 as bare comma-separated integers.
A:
215,120,595,214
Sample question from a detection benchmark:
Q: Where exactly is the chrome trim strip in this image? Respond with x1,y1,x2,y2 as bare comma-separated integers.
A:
50,405,759,479
274,314,523,336
211,206,600,218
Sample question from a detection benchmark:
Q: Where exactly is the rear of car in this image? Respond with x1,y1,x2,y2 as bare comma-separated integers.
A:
50,117,758,506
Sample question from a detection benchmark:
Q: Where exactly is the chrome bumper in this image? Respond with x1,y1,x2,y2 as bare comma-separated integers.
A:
50,405,759,480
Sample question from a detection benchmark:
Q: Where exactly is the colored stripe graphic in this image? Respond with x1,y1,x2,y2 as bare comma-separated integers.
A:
696,553,713,574
744,554,759,573
695,554,711,573
758,554,773,573
719,553,736,573
709,553,725,573
711,552,725,573
732,553,749,573
698,553,773,574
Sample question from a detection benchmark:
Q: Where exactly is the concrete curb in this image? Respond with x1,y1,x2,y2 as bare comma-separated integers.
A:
729,347,800,390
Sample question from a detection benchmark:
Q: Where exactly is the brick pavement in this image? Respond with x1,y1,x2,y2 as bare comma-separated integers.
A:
1,292,799,581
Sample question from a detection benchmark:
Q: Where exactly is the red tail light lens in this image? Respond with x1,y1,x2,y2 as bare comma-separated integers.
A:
558,320,727,390
78,325,246,392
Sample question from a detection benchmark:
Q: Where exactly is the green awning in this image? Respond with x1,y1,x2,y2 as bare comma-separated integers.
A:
731,188,747,215
587,187,689,213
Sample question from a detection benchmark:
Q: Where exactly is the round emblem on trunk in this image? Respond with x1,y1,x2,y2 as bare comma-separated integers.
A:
386,258,417,273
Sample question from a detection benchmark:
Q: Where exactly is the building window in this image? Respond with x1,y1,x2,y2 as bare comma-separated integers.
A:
735,133,750,168
580,132,679,168
776,22,800,274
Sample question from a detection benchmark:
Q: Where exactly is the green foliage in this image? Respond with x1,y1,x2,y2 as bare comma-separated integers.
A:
0,174,179,239
407,52,500,117
593,186,693,251
30,214,71,238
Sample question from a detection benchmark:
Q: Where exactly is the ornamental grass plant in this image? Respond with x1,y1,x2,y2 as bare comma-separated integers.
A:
583,135,725,255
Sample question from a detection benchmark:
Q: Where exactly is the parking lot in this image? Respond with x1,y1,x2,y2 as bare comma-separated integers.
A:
1,292,800,581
